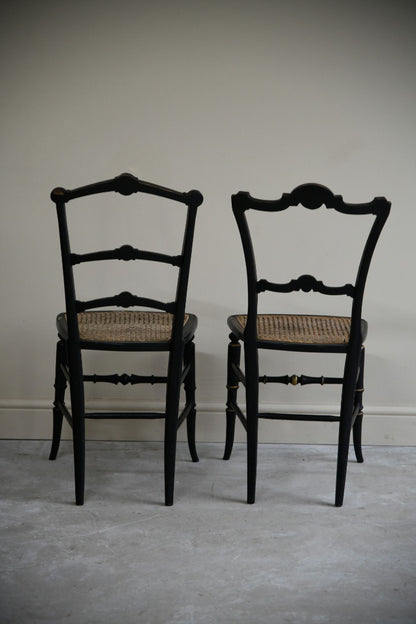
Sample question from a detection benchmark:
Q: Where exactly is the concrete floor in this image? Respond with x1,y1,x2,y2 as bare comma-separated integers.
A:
1,440,415,624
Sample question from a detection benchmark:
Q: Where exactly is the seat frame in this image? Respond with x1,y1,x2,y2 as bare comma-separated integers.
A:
49,173,203,506
224,183,390,506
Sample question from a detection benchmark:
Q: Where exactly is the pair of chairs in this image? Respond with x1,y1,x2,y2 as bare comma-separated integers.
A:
49,173,390,507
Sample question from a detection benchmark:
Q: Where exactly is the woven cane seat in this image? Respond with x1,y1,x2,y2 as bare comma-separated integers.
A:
57,311,197,345
228,314,367,346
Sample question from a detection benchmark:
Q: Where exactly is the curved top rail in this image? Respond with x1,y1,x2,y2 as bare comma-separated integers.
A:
51,172,203,208
232,183,390,217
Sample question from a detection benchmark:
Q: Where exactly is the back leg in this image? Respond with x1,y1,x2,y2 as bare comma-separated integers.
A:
164,342,185,506
184,339,199,462
68,349,86,506
335,348,361,507
49,339,67,460
335,395,354,507
353,346,365,463
223,334,241,460
245,342,259,504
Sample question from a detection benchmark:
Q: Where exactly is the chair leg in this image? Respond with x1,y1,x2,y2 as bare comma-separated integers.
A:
335,352,360,507
353,347,365,463
68,350,86,506
164,347,184,506
73,410,86,506
184,339,199,463
245,344,259,504
224,334,241,460
335,421,351,507
49,340,67,461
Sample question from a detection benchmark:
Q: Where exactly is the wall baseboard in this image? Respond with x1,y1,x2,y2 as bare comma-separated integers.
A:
0,400,415,445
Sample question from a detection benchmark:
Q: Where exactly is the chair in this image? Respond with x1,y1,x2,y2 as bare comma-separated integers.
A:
49,173,203,505
224,183,390,506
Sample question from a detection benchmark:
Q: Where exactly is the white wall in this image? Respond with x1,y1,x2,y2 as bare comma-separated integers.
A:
1,0,415,444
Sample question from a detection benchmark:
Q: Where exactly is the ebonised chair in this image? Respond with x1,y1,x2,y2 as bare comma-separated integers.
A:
49,173,203,505
224,183,390,506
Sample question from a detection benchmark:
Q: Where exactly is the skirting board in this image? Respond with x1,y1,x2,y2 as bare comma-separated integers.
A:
0,400,415,445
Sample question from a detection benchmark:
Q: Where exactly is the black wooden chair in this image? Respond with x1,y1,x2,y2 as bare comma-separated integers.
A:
49,173,203,505
224,183,390,506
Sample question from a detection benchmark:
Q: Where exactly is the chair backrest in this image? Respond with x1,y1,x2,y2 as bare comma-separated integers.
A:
231,183,390,350
51,172,203,351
